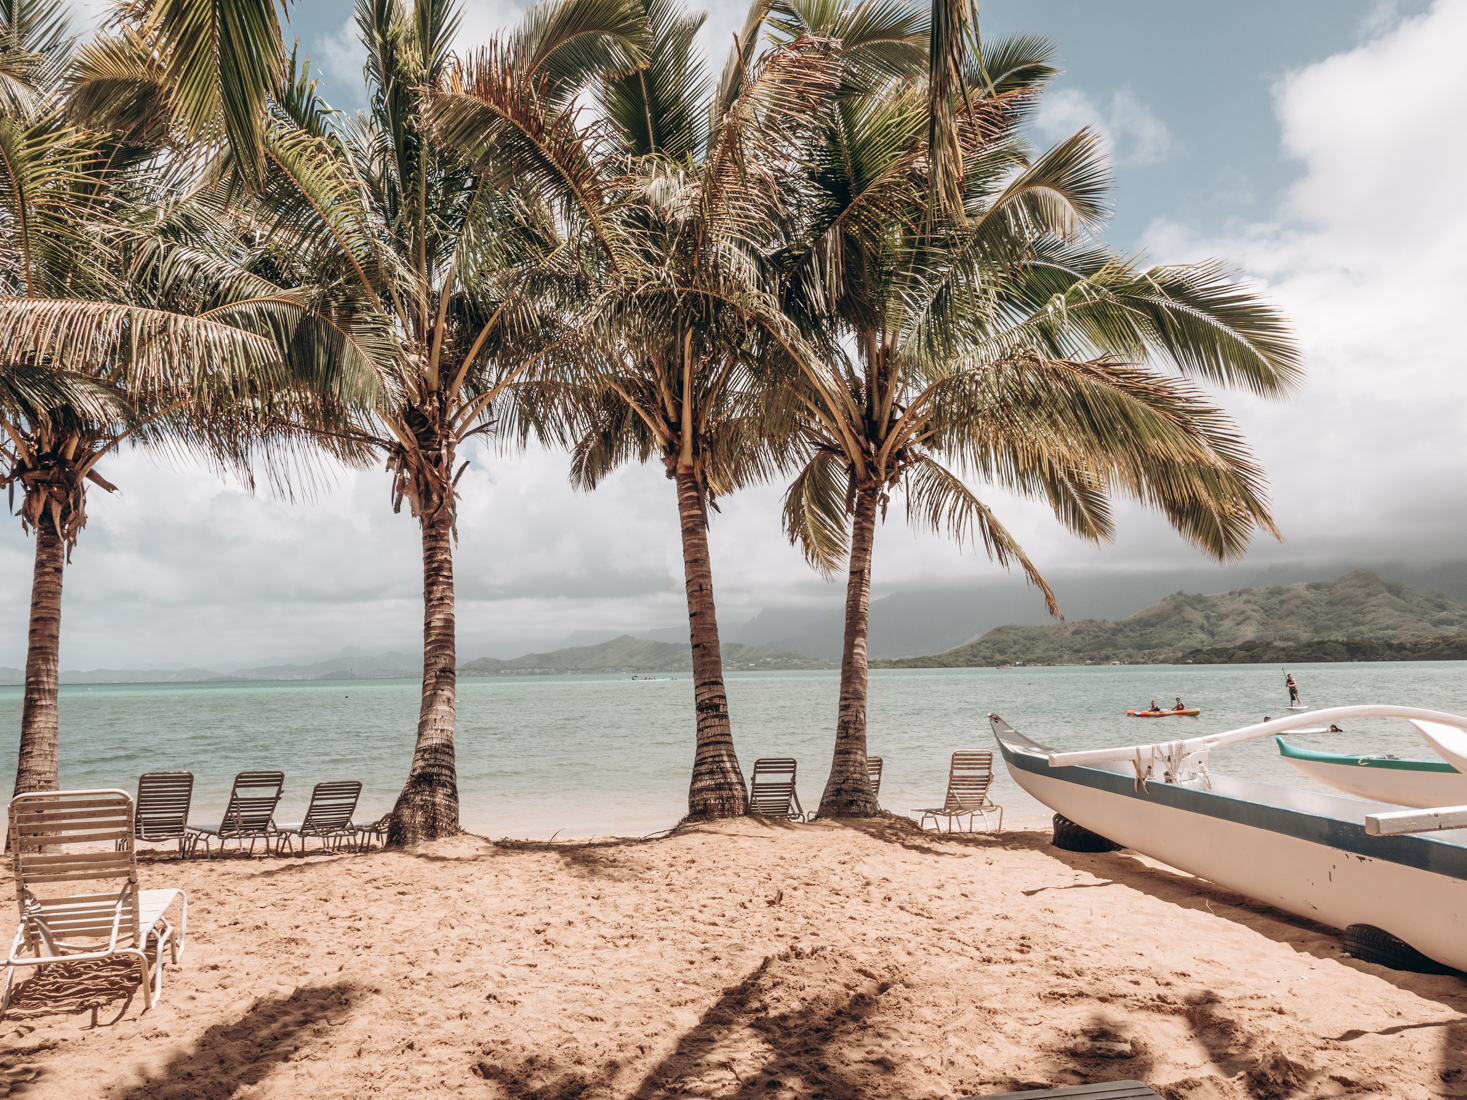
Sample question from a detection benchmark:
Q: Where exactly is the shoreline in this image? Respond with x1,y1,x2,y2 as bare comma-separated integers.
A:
4,818,1460,1098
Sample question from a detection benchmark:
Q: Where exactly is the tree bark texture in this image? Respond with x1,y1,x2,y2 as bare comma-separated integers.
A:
14,519,64,797
388,511,460,844
818,483,881,817
677,467,748,819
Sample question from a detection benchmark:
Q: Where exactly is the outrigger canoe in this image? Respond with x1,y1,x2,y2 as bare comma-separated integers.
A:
1126,708,1200,718
992,705,1467,973
1278,720,1467,809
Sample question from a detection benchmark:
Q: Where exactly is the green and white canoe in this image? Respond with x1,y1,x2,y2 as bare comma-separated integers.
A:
1278,737,1467,809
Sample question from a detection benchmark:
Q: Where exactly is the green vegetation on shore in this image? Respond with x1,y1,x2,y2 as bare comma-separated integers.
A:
875,570,1467,668
1178,635,1467,664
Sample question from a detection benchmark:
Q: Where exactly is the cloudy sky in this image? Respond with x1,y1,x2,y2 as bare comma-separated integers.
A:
6,0,1462,670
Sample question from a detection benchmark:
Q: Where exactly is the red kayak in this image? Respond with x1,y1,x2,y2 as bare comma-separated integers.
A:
1127,708,1201,718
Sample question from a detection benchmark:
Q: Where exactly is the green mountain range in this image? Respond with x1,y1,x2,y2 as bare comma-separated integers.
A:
875,570,1467,668
459,634,832,675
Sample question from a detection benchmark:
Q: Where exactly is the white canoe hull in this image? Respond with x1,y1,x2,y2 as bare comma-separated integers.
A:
1283,756,1467,809
994,716,1467,972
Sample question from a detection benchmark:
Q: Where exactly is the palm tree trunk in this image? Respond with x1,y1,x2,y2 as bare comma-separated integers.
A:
15,519,64,797
388,511,459,844
818,482,881,817
677,467,747,820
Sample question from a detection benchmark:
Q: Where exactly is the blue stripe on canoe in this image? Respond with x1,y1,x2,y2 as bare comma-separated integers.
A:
994,727,1467,882
1276,736,1460,773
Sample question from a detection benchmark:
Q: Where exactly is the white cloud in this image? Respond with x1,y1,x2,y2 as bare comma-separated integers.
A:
1034,87,1177,166
1141,0,1467,565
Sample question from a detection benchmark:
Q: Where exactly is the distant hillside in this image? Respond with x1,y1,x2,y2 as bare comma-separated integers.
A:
460,634,832,674
0,667,238,686
1179,635,1467,664
235,651,421,680
876,570,1467,668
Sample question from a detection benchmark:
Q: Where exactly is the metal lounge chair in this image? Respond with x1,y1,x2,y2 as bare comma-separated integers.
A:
913,750,1003,832
352,814,392,850
188,770,286,857
127,772,195,860
3,789,187,1016
867,756,884,803
277,781,362,854
965,1083,1161,1099
748,758,805,822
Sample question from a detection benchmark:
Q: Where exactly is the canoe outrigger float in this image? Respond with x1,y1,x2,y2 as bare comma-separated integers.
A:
1278,722,1467,809
992,705,1467,973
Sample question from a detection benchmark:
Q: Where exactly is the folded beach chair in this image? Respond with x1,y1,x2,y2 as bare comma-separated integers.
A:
126,772,195,860
748,758,805,822
867,756,884,802
966,1082,1161,1099
277,781,362,854
914,751,1003,832
3,790,187,1016
187,770,285,857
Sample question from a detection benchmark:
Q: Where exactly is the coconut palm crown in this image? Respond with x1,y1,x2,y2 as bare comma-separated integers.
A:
768,13,1301,815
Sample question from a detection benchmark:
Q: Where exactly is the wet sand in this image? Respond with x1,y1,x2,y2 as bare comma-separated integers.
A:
0,817,1461,1098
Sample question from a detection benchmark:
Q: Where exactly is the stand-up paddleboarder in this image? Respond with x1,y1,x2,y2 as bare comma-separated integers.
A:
1285,671,1301,707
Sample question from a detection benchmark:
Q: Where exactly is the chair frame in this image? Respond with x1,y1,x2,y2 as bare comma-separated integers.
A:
748,758,806,822
127,772,195,860
352,815,391,850
187,770,286,857
914,751,1003,832
867,756,884,803
3,789,187,1016
278,781,363,854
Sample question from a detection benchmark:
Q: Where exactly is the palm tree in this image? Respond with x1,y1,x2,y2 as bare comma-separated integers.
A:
120,0,656,843
771,22,1302,816
0,6,380,797
439,0,854,819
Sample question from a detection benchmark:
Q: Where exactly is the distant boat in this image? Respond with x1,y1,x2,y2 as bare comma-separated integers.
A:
1127,708,1200,718
992,705,1467,974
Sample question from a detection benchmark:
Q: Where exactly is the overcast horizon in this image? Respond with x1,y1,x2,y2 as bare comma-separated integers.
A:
6,0,1464,671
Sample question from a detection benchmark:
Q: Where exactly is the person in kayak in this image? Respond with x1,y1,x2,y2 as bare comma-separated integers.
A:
1286,672,1300,705
1148,699,1161,713
1173,697,1187,711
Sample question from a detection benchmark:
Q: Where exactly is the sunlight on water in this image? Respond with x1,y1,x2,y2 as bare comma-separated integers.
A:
2,662,1465,838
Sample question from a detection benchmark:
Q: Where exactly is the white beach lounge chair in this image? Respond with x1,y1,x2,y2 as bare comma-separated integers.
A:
914,751,1003,832
277,781,362,854
867,756,884,804
3,789,187,1016
748,758,806,822
129,772,195,859
188,770,286,857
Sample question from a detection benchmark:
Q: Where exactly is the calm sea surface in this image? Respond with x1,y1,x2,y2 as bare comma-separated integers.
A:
2,663,1466,838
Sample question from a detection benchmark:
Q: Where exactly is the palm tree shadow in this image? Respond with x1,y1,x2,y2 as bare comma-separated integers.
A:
1041,845,1467,1093
826,813,1014,858
476,946,924,1100
99,981,361,1098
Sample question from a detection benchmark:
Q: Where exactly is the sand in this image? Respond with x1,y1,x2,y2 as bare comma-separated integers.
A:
0,816,1463,1099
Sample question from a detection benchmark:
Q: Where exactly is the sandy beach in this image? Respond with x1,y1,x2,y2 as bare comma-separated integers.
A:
0,817,1460,1099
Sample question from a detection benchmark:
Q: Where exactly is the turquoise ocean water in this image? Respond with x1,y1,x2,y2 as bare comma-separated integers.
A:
2,662,1465,838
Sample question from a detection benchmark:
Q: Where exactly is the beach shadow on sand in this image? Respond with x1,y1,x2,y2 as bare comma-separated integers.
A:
0,955,153,1028
97,981,361,1099
1038,839,1467,1093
